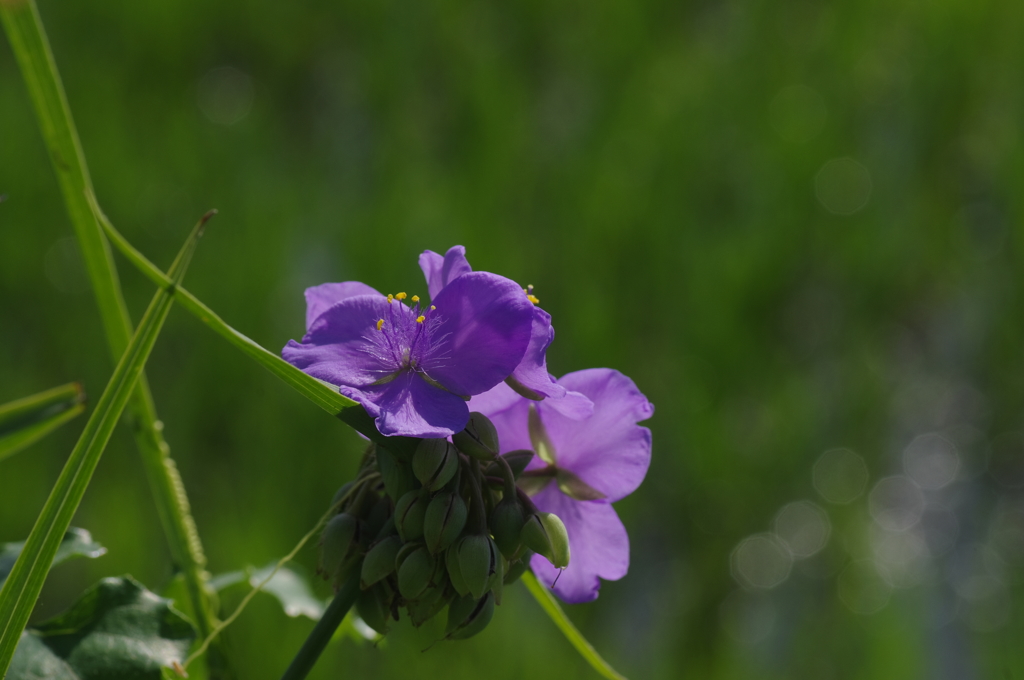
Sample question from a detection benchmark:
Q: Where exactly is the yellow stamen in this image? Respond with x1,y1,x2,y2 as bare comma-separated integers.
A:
416,315,426,323
430,305,436,311
411,295,420,302
527,295,540,305
387,294,394,304
376,319,384,331
395,292,407,301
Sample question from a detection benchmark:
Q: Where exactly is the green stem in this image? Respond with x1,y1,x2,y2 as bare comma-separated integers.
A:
0,216,203,677
520,571,628,680
465,463,488,535
279,572,362,680
0,2,225,673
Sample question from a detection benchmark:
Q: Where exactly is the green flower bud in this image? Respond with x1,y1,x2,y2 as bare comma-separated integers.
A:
521,512,570,569
377,446,416,501
492,553,506,605
397,545,436,600
356,583,392,635
349,486,380,518
503,551,532,585
407,583,452,628
395,490,428,541
365,495,393,538
361,535,402,589
320,512,358,580
424,491,467,554
485,450,535,481
453,412,500,461
454,534,499,600
412,439,459,492
330,482,354,512
488,496,526,560
445,544,470,596
394,540,422,571
445,593,495,640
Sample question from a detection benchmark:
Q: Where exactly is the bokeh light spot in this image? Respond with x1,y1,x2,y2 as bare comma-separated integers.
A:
869,476,925,532
730,534,793,590
198,66,254,125
903,433,959,490
815,157,872,215
773,500,830,558
813,448,869,504
870,526,932,588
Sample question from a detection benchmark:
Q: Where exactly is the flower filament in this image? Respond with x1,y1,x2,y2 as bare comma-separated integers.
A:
364,292,450,385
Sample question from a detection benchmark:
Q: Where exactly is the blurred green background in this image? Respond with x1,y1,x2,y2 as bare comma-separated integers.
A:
2,0,1024,677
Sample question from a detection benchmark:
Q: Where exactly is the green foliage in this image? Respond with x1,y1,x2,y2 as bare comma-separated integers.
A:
0,528,106,586
0,383,86,462
0,216,204,676
4,0,1024,676
0,1,223,665
8,576,195,680
211,563,325,621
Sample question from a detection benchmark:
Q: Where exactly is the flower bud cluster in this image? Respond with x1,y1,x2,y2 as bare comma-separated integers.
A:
318,412,570,639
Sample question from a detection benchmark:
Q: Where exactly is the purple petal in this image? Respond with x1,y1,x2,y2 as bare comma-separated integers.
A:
538,369,653,502
468,381,525,420
419,246,472,300
304,282,381,330
543,390,596,420
470,383,590,472
283,294,397,387
424,271,533,396
529,487,629,603
507,307,565,399
365,372,470,438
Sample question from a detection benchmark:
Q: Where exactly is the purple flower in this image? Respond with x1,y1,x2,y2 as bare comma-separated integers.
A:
472,369,653,603
283,271,535,438
420,246,592,417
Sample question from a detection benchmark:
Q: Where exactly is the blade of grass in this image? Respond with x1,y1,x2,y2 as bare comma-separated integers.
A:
0,1,223,670
0,383,86,462
90,197,415,453
0,402,85,462
0,216,206,677
0,382,83,434
521,571,629,680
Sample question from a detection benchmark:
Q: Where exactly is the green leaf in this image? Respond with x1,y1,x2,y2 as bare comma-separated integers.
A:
249,564,325,620
0,0,220,655
521,571,629,680
158,575,211,680
332,612,383,645
8,576,195,680
211,564,324,621
0,216,205,676
206,571,246,593
0,528,106,586
0,383,86,462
